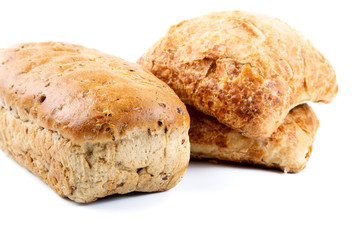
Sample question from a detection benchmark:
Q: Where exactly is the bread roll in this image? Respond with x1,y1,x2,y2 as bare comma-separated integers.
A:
0,42,190,203
138,11,337,138
189,104,318,173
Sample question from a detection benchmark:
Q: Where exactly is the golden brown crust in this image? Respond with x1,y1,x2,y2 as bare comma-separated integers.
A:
189,104,319,173
0,42,189,143
138,11,337,138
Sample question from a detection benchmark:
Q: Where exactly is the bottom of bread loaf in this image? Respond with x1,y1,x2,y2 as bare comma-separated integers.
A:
189,104,319,173
0,107,189,203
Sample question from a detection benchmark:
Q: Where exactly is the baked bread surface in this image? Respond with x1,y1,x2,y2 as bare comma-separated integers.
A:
138,11,337,138
0,42,189,142
0,42,190,202
189,104,319,173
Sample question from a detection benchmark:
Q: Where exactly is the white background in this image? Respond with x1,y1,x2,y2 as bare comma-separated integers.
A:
0,0,359,239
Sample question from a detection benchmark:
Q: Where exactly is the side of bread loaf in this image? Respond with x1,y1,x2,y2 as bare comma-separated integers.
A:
0,106,189,202
0,42,190,202
189,104,319,173
138,11,337,138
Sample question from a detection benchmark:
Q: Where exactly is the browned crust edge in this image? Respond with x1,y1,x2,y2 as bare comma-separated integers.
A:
189,104,319,173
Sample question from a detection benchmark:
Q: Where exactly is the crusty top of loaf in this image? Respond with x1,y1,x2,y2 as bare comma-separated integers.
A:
138,11,337,138
0,42,189,143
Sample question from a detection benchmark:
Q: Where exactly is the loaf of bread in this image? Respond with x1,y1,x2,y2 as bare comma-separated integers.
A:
189,104,319,173
138,11,337,139
0,42,190,203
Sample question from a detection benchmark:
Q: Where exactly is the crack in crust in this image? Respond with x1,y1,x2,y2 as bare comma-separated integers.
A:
138,11,337,138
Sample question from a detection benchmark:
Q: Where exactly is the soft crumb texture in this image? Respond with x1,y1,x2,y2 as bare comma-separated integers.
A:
189,104,319,173
0,42,190,202
138,11,337,138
